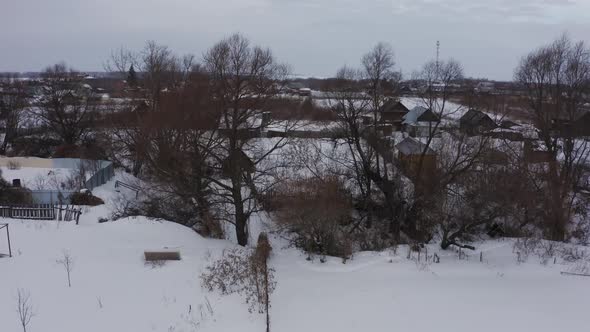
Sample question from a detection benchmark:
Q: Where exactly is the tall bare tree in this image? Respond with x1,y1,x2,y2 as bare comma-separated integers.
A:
515,34,590,240
0,75,28,154
326,66,407,240
203,33,292,246
103,41,190,176
140,74,223,235
34,63,96,147
104,46,137,77
360,43,401,222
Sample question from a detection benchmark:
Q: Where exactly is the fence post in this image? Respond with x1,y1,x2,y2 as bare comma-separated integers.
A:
6,225,12,258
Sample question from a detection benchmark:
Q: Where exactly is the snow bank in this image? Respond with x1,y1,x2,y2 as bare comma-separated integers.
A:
1,179,589,332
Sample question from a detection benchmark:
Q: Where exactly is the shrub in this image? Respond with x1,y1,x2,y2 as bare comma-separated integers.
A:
512,237,541,263
110,193,224,239
201,245,276,314
355,224,397,252
274,176,353,259
70,191,105,206
0,171,32,204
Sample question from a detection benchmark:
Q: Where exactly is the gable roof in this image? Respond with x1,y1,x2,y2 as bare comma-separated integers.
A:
395,137,435,155
460,109,495,126
500,120,520,129
403,106,439,124
378,100,410,114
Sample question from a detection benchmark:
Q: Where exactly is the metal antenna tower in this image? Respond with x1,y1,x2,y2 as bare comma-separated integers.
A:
436,40,440,70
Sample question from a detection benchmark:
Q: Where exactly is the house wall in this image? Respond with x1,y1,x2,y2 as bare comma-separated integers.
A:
406,124,437,138
381,113,405,123
399,153,437,179
574,114,590,136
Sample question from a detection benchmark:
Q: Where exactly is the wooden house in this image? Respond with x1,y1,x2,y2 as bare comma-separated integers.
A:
459,109,497,135
395,137,437,179
552,111,590,137
378,100,409,130
402,106,440,137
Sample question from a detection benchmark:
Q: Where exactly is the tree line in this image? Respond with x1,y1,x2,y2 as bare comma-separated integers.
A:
0,33,589,253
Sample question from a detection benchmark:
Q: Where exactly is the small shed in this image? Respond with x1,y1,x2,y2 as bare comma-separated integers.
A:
395,137,437,179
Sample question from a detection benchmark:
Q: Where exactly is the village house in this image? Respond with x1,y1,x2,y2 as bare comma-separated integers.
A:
402,106,440,137
395,137,437,179
552,110,590,137
459,109,497,135
377,100,409,131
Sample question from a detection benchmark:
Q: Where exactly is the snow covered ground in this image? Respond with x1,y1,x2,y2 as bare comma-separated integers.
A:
1,179,589,332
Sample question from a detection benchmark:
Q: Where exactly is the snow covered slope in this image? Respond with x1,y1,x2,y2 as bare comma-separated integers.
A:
1,185,589,332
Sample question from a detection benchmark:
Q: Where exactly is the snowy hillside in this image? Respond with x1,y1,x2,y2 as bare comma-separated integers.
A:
1,181,589,332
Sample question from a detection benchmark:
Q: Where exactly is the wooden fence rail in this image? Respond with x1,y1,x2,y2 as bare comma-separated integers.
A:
0,205,82,223
115,180,141,198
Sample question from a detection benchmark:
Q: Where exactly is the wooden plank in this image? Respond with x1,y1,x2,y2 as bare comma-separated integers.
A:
560,271,590,277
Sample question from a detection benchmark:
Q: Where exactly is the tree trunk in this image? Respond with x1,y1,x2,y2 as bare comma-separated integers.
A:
234,194,248,246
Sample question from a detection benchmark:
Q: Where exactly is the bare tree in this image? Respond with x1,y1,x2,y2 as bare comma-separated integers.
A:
424,133,495,249
515,34,590,240
0,75,27,154
413,59,464,176
362,42,400,132
274,176,353,258
201,242,276,315
139,76,223,235
140,41,183,111
104,46,137,77
359,43,402,228
34,62,96,146
203,33,292,246
57,250,74,287
16,288,35,332
103,41,188,176
403,58,465,241
326,65,407,242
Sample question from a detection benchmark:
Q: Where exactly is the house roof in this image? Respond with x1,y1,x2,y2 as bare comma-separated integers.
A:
460,109,495,126
395,137,435,155
500,120,520,129
378,100,409,114
403,106,439,124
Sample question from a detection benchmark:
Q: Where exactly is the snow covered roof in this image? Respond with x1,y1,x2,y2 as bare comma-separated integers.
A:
460,109,495,126
403,106,428,124
379,99,409,114
402,106,440,125
395,137,435,155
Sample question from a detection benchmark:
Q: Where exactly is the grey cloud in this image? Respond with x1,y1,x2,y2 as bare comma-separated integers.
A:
0,0,589,80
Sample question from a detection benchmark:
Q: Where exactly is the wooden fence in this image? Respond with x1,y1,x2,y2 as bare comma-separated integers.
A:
115,180,141,198
0,205,82,223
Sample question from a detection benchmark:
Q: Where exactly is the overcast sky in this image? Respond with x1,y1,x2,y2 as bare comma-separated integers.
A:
1,0,589,80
